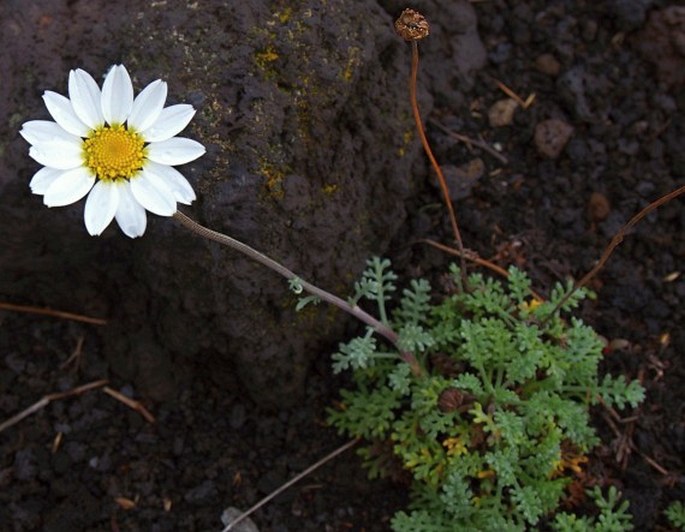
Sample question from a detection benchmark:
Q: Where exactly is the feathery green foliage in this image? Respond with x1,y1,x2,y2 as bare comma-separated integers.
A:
665,501,685,531
552,486,634,531
326,260,644,530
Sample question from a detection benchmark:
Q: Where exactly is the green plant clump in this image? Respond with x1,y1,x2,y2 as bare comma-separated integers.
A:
326,259,644,531
552,486,634,531
665,501,685,531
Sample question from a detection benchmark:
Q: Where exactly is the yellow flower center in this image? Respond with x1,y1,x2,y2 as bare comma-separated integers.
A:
83,125,145,181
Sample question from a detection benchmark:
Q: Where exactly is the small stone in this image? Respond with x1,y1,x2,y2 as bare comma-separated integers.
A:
534,53,561,76
534,118,574,158
587,192,611,222
442,158,485,201
184,480,217,504
488,98,518,127
220,507,260,532
609,338,632,352
489,42,512,64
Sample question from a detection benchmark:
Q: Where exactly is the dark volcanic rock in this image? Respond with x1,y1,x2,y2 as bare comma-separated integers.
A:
0,1,484,406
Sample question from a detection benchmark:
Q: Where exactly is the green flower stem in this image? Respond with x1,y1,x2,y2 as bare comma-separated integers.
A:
172,211,421,374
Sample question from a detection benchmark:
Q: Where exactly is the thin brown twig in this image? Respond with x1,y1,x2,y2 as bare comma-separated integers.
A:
102,387,156,424
409,41,467,280
429,119,508,164
222,438,359,531
494,79,535,109
419,238,545,301
637,450,670,476
551,184,685,314
0,379,108,434
60,335,85,371
0,301,107,325
599,399,670,476
420,238,508,277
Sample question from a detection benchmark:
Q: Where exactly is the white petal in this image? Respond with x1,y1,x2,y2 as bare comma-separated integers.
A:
145,161,196,204
68,69,104,129
130,170,177,216
43,166,95,207
101,65,133,125
128,80,167,132
139,164,186,206
115,182,147,238
20,120,80,146
84,180,120,236
42,91,91,137
141,104,196,142
146,137,205,166
29,167,64,195
29,138,84,170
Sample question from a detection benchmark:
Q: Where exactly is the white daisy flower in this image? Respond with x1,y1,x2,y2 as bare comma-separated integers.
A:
20,64,205,238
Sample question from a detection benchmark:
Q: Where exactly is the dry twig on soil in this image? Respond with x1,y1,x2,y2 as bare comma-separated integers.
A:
551,184,685,314
0,379,108,434
221,439,359,531
0,301,107,325
429,119,509,164
103,386,156,424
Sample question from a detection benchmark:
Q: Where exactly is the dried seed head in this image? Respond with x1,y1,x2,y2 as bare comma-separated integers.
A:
394,8,430,41
438,387,465,413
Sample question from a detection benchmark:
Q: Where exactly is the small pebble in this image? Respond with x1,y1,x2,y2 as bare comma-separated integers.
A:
184,479,217,504
441,159,485,201
535,53,561,76
488,98,518,127
221,507,260,532
587,192,611,222
534,118,574,158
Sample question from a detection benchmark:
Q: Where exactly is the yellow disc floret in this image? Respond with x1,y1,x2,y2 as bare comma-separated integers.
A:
83,125,145,181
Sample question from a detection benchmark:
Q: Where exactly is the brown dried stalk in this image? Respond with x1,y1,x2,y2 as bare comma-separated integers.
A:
0,301,107,325
0,379,108,434
552,184,685,313
221,438,359,531
395,8,467,280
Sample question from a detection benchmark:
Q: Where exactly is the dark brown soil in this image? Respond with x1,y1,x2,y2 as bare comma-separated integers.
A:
1,1,683,531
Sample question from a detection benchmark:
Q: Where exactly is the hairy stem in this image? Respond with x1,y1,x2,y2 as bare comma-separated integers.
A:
172,211,421,373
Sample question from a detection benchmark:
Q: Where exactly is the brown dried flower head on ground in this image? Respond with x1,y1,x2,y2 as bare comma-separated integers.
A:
394,8,430,41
